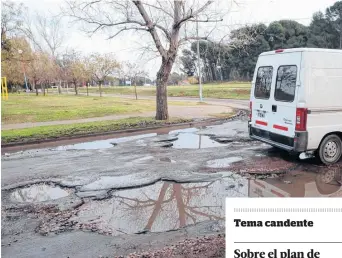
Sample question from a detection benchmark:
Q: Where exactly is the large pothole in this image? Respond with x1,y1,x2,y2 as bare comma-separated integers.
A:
69,177,247,236
11,184,70,203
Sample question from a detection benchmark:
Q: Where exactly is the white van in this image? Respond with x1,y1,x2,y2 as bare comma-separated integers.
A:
248,48,342,165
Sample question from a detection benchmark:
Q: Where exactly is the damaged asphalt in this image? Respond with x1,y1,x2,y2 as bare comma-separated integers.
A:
2,112,342,258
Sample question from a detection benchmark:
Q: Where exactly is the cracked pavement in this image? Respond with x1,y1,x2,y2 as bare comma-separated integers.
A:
2,113,342,258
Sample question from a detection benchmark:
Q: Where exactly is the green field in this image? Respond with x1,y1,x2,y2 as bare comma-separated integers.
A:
1,95,197,124
78,82,251,99
1,117,191,144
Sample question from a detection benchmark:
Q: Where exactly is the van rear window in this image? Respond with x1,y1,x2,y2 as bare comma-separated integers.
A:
274,65,297,102
254,66,273,99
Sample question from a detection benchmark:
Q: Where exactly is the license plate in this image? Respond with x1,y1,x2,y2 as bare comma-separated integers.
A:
257,112,265,118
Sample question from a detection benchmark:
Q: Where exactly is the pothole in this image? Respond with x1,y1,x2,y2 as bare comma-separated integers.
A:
55,133,157,150
171,133,225,149
11,184,70,203
69,178,248,236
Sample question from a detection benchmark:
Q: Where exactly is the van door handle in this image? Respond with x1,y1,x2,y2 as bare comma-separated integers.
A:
272,105,277,112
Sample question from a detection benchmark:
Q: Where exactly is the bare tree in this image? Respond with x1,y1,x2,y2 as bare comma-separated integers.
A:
64,0,227,120
21,10,66,94
88,52,120,97
21,11,64,57
125,62,147,100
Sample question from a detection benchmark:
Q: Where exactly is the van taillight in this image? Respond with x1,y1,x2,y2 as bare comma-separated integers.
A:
295,108,307,131
249,101,252,120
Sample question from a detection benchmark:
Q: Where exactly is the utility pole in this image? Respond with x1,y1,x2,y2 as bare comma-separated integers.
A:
196,17,203,102
18,49,29,93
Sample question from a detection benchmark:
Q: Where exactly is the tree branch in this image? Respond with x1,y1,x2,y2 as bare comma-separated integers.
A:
107,27,148,39
188,18,223,23
175,0,214,28
133,0,167,58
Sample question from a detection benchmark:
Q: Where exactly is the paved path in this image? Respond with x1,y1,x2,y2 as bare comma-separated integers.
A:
2,95,248,130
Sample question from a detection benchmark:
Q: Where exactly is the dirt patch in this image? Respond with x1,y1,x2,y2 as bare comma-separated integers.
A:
119,234,225,258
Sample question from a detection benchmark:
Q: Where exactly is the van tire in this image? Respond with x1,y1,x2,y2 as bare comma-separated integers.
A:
318,134,342,165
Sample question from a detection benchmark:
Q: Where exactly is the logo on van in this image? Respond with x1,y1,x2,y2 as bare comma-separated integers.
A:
283,118,293,125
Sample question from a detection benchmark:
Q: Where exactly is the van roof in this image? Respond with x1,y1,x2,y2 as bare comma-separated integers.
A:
260,48,342,56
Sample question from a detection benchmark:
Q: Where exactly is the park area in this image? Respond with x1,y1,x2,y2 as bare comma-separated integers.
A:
77,82,251,99
1,82,250,145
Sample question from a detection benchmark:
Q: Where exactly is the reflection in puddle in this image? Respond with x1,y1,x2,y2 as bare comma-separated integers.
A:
171,133,224,149
55,133,157,150
11,184,69,203
69,167,342,236
250,167,342,197
168,128,199,135
72,177,247,235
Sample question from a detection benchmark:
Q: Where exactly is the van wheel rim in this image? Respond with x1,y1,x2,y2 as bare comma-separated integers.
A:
323,141,339,161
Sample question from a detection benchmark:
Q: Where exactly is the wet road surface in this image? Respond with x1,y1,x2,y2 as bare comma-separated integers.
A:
1,114,341,258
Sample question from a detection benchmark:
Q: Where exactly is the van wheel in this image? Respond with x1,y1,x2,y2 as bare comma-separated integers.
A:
318,134,342,165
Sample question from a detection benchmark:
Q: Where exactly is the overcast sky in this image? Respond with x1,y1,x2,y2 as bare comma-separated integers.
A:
16,0,338,78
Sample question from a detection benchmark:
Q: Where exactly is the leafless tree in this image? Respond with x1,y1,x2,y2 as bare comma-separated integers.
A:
21,11,66,93
21,12,64,57
124,62,148,100
63,0,229,120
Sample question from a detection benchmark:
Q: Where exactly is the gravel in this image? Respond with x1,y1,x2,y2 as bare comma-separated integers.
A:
116,234,225,258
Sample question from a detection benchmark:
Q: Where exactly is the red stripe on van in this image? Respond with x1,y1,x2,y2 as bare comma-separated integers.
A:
271,189,285,197
256,120,268,126
254,180,266,189
273,124,288,131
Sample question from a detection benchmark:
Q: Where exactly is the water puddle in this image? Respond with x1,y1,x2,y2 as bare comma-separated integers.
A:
250,166,342,197
66,166,342,236
72,177,247,235
55,133,157,150
11,184,69,203
171,133,224,149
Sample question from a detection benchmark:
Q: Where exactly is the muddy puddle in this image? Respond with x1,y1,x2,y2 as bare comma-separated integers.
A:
254,166,342,197
68,166,342,236
52,127,231,150
166,127,226,149
55,133,157,150
71,177,247,235
11,184,69,203
170,133,224,149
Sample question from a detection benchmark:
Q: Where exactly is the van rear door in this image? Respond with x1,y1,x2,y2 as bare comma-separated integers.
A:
250,56,276,135
270,52,301,139
251,51,301,144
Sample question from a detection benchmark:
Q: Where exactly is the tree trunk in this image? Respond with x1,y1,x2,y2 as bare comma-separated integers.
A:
155,57,173,120
74,81,78,95
134,79,138,100
99,82,102,97
58,80,62,94
42,84,46,96
33,81,38,96
86,83,89,96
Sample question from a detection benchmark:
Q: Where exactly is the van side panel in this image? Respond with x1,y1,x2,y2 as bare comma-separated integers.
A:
305,51,342,150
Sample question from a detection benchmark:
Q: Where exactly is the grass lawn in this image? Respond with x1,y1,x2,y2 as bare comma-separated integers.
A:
77,82,251,99
1,94,198,124
1,117,191,145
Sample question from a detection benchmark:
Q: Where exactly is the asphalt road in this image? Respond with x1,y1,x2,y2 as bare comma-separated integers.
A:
2,115,341,258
